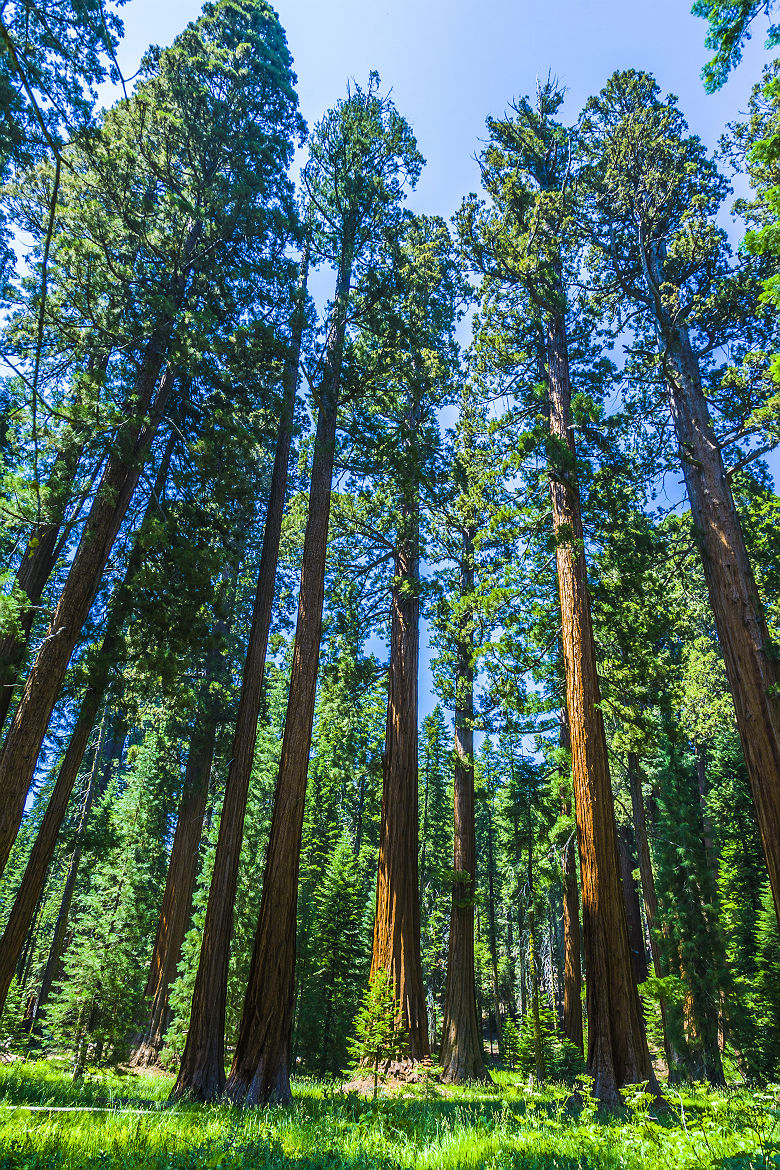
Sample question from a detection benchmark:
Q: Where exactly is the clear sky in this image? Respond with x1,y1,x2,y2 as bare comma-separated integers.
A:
110,0,775,222
105,1,777,722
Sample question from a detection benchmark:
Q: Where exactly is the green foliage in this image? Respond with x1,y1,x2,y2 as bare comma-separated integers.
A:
44,712,177,1068
692,0,780,90
516,1003,585,1084
347,969,406,1098
501,1016,522,1071
1,1063,779,1168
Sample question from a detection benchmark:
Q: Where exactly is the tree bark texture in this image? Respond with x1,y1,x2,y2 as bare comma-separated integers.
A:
0,347,179,875
172,255,309,1104
0,433,175,1013
559,713,584,1054
0,434,88,732
440,522,489,1083
644,244,780,933
222,265,344,1107
370,507,430,1062
545,305,655,1105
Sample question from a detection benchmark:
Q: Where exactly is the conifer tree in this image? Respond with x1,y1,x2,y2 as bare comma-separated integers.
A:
221,76,422,1106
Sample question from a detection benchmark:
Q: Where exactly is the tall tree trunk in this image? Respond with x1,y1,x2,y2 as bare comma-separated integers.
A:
0,432,176,1013
221,245,348,1108
644,245,780,931
545,302,655,1105
617,824,649,986
370,502,429,1063
130,686,219,1067
0,347,181,874
627,751,678,1079
559,712,584,1054
440,521,489,1083
0,434,90,732
171,253,309,1104
30,723,125,1036
0,219,201,873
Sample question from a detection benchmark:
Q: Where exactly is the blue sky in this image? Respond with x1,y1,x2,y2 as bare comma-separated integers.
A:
111,0,775,221
105,1,777,723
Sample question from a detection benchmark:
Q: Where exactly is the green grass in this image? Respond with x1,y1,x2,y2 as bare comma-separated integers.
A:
0,1061,778,1169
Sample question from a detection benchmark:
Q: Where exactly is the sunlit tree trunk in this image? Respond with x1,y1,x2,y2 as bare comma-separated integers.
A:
370,492,429,1062
171,253,309,1103
645,241,780,933
0,432,176,1012
221,247,347,1107
558,712,583,1054
545,299,655,1105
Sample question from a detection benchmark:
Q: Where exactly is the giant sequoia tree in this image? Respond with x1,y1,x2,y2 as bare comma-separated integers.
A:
219,77,423,1106
580,70,780,935
459,83,655,1104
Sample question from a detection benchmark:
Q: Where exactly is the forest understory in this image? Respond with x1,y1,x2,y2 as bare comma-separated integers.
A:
0,1061,779,1170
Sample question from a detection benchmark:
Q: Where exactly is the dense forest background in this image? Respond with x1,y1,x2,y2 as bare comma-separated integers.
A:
0,0,779,1117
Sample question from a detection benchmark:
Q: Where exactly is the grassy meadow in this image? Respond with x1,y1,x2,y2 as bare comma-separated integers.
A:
0,1061,778,1169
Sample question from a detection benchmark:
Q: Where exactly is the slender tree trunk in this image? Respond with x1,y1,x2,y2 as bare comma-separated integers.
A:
0,346,181,874
0,430,176,1012
545,302,655,1105
627,752,678,1079
644,246,780,931
559,712,584,1054
221,246,347,1108
130,691,218,1067
0,435,90,732
440,521,489,1083
617,824,649,986
171,253,309,1104
30,725,125,1034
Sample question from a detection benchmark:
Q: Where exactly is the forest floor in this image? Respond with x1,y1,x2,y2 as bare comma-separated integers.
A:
0,1060,778,1169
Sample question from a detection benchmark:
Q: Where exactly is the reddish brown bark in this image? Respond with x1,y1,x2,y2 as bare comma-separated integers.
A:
644,243,780,932
222,257,345,1108
172,255,310,1104
617,824,649,987
440,521,489,1083
370,507,429,1063
0,218,201,875
0,354,179,875
0,434,176,1013
131,707,215,1067
559,713,584,1054
0,435,88,732
545,304,655,1105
